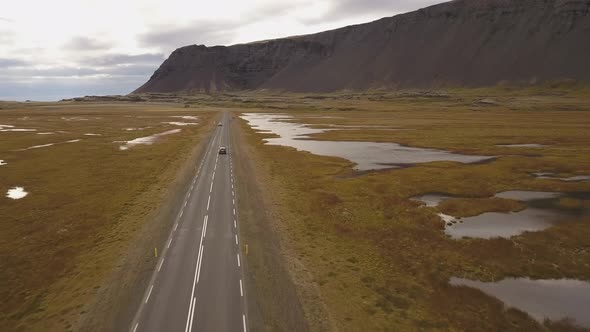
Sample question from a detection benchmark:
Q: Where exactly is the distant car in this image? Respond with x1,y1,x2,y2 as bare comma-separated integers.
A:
218,122,223,126
218,147,227,155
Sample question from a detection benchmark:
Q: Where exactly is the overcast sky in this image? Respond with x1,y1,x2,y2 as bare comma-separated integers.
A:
0,0,444,101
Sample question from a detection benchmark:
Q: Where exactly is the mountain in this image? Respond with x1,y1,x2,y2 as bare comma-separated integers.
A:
134,0,590,94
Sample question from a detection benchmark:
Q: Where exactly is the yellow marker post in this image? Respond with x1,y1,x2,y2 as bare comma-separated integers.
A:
154,247,158,258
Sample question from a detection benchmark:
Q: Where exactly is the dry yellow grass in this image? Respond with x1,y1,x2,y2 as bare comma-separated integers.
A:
0,102,215,331
224,87,590,331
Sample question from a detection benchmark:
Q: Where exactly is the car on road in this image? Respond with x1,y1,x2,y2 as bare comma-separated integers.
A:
218,146,227,154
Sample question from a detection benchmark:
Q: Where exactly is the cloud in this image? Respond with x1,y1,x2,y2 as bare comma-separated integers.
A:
64,36,112,51
106,64,160,76
0,76,146,101
84,53,165,66
0,66,100,78
138,21,238,51
0,58,29,68
300,0,443,24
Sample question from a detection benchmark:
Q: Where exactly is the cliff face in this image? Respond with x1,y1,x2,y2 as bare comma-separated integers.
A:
134,0,590,93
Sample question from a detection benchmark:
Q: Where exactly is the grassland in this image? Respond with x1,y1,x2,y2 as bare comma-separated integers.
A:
218,87,590,331
0,102,216,331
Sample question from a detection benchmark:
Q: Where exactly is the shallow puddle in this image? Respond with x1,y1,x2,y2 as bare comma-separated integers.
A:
533,172,590,182
162,122,198,126
18,139,81,151
171,116,199,120
119,129,181,150
412,190,588,239
6,187,28,199
450,277,590,328
1,128,37,132
448,191,588,238
241,113,493,170
411,194,455,207
496,144,545,148
495,191,561,201
446,208,560,239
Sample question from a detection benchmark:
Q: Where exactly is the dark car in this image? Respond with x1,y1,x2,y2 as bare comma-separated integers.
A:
218,147,227,154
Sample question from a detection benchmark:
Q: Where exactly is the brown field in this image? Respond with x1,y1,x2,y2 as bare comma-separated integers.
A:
0,102,216,331
2,85,590,332
216,86,590,331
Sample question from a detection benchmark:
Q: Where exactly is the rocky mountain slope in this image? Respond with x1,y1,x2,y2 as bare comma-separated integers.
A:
134,0,590,93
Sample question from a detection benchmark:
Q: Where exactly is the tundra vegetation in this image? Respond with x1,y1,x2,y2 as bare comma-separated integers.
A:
0,102,215,331
218,86,590,331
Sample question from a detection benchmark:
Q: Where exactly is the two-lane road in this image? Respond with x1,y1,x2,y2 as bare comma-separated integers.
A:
129,112,246,332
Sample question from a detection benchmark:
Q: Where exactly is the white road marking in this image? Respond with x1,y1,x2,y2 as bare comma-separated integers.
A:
184,200,188,208
237,254,241,267
233,198,235,205
173,222,178,231
203,215,208,237
145,285,153,303
133,323,139,332
207,196,211,210
186,296,196,332
167,238,172,249
179,210,184,219
185,215,207,332
235,234,238,245
232,190,235,197
233,208,236,215
239,279,243,297
158,258,165,271
243,314,247,332
210,182,213,193
197,245,204,282
234,219,237,228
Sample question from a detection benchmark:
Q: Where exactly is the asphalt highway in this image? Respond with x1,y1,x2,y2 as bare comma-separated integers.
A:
129,112,247,332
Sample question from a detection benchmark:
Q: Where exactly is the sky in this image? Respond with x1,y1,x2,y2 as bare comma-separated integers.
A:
0,0,444,101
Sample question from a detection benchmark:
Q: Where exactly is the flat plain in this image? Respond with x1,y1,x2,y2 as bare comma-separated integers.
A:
217,86,590,331
0,102,215,331
2,86,590,331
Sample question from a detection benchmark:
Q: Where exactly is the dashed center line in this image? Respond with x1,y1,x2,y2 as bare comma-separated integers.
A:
239,279,243,297
158,258,165,271
145,285,154,303
237,254,241,267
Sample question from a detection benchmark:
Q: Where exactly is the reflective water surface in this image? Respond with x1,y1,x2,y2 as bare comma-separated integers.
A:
7,187,28,199
242,113,493,170
119,129,181,150
451,277,590,328
411,194,455,207
412,191,588,239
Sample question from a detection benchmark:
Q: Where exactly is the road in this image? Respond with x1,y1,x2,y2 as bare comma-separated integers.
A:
129,112,247,332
